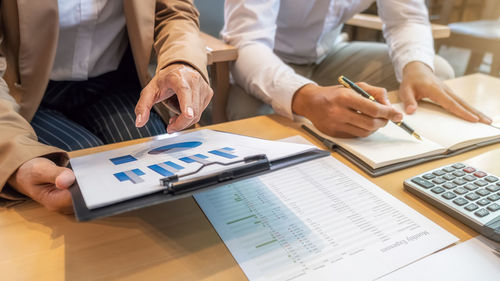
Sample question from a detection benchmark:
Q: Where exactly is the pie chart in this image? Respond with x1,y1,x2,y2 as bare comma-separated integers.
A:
148,141,202,155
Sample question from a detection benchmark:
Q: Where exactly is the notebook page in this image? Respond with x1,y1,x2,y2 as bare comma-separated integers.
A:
395,102,500,150
195,157,458,281
304,121,445,169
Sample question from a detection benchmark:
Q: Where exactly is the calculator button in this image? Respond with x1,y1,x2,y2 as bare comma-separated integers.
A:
431,187,445,194
475,189,491,197
487,203,500,212
465,193,480,201
464,204,478,212
452,179,467,185
463,167,476,173
464,184,478,191
433,170,446,176
454,187,468,195
486,185,500,192
463,175,476,181
433,178,446,185
422,173,435,180
485,176,499,183
477,199,491,206
474,209,489,217
443,182,456,189
442,192,457,200
473,171,487,178
474,180,488,187
411,177,434,189
443,174,456,181
453,198,468,206
452,171,466,177
443,166,455,173
452,163,465,169
487,194,500,202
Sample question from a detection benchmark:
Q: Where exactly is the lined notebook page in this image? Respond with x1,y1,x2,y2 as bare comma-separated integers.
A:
396,103,500,150
307,122,445,169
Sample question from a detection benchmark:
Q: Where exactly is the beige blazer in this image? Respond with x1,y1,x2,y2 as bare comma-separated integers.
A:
0,0,208,192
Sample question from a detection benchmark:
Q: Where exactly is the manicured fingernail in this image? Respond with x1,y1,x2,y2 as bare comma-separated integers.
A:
135,114,142,127
168,118,173,125
406,105,416,112
186,107,194,118
395,113,403,122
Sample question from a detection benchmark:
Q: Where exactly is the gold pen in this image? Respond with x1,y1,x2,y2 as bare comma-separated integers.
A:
338,75,422,141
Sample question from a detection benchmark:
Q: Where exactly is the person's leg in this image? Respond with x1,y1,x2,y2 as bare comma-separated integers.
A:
31,108,104,151
312,41,455,91
313,41,400,90
77,87,166,144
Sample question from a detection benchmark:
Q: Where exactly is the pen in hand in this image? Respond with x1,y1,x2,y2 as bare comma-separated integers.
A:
338,76,422,141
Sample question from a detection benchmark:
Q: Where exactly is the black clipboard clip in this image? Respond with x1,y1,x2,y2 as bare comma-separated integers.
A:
160,154,270,195
301,125,338,150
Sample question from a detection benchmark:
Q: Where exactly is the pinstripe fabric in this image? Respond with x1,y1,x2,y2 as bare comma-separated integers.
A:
30,48,166,151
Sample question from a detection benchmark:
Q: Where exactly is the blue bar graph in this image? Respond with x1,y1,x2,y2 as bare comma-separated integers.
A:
114,169,145,184
148,164,174,177
110,155,137,165
209,148,237,159
180,154,208,164
164,161,184,170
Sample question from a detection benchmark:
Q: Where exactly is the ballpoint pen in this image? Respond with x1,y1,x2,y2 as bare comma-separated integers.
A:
338,75,422,141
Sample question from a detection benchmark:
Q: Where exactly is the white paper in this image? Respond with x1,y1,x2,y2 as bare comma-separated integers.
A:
70,129,315,209
194,157,458,281
379,236,500,281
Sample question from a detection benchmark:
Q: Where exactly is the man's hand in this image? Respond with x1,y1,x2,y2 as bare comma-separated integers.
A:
135,63,213,133
399,61,492,124
8,158,75,214
293,82,403,138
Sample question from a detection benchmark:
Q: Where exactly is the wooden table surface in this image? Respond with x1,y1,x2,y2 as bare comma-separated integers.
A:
1,74,499,281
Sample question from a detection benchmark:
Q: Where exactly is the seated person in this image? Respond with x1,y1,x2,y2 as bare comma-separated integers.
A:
222,0,491,138
0,0,213,213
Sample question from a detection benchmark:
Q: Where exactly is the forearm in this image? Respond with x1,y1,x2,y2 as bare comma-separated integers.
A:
378,0,435,82
154,0,208,82
232,43,316,119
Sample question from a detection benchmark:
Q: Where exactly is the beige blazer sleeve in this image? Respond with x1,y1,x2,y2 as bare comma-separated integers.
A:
0,17,68,194
154,0,209,82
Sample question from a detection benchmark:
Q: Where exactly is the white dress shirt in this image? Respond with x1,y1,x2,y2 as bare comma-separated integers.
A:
50,0,128,81
222,0,435,119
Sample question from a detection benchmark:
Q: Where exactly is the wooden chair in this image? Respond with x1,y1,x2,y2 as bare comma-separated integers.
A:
436,0,500,75
201,32,238,124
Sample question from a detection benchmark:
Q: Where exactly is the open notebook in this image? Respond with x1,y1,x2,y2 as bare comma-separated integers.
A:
302,102,500,176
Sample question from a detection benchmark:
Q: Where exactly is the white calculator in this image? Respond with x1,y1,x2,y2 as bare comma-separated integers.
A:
404,163,500,242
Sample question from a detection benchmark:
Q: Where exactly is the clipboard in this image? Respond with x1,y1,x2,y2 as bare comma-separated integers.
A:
70,148,330,221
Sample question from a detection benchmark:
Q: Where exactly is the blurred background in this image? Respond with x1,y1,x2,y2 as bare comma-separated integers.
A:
195,0,500,78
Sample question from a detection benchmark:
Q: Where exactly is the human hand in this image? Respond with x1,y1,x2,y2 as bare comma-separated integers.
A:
7,157,75,214
399,61,492,124
135,63,213,133
292,82,403,138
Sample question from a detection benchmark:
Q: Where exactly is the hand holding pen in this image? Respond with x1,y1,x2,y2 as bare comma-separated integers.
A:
338,76,422,140
292,79,404,138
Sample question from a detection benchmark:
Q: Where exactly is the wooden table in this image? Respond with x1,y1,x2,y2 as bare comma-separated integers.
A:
346,13,451,39
1,74,499,281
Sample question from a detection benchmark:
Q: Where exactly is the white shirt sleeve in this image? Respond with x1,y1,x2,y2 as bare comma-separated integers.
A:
222,0,316,119
377,0,435,82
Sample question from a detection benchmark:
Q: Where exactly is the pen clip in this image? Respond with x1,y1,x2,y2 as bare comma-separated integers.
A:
160,154,270,195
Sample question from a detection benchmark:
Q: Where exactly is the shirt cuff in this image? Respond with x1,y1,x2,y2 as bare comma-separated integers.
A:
272,75,317,120
393,48,435,82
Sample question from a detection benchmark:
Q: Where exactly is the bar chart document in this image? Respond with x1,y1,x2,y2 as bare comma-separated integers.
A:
70,129,316,209
195,157,458,281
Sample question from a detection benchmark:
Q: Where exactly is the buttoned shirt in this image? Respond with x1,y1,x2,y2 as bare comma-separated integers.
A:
222,0,435,119
50,0,127,81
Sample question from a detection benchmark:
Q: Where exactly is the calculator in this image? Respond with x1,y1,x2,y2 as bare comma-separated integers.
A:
404,163,500,242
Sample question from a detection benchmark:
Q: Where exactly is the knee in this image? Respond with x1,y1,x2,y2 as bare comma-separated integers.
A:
434,55,455,80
